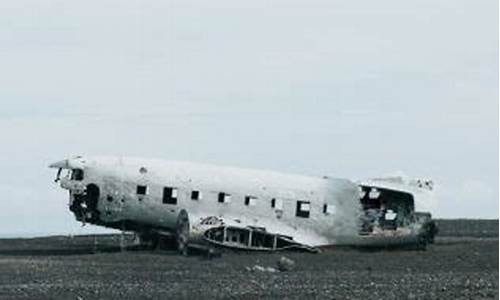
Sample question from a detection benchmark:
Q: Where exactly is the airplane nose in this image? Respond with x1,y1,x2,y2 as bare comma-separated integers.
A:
49,159,69,169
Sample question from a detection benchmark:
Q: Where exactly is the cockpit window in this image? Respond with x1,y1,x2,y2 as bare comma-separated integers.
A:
71,169,84,181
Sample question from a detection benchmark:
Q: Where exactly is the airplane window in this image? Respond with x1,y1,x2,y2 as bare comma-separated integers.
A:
272,198,284,210
323,204,336,215
191,190,202,200
296,200,310,218
385,209,397,220
369,188,381,199
71,169,84,181
358,186,366,199
136,185,147,195
244,196,257,206
163,187,178,204
218,192,231,203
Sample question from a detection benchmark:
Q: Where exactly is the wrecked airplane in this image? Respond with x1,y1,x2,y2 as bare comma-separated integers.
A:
49,156,437,254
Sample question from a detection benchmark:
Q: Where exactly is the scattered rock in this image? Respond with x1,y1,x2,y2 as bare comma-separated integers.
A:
277,256,295,272
254,265,266,272
247,265,278,273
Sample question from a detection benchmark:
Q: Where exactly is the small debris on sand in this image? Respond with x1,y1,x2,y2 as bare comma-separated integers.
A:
246,265,278,273
277,256,295,272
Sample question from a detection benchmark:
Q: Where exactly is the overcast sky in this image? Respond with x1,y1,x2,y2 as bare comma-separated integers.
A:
0,0,497,236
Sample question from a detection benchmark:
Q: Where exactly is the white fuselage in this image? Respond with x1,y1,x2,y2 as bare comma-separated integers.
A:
52,156,363,246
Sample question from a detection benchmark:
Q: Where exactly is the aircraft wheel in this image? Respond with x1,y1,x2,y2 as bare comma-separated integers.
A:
176,210,190,255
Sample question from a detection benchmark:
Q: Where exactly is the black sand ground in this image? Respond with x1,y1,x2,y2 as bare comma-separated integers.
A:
0,219,497,300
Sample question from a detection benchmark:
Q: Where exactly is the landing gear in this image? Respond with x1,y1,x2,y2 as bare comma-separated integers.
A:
137,232,160,249
117,210,190,254
420,220,438,244
175,210,190,256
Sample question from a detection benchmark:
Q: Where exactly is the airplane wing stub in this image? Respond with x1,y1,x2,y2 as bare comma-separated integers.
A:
203,225,319,253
